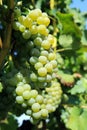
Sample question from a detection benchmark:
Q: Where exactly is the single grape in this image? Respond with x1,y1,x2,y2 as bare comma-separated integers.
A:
38,67,47,77
30,25,37,34
23,84,31,91
29,56,37,65
23,90,31,100
30,48,40,57
32,103,41,112
34,37,42,46
22,30,31,39
36,95,44,104
27,98,36,106
30,73,37,82
48,53,56,61
37,25,48,36
23,17,32,28
41,109,48,118
16,96,24,104
30,90,38,98
16,86,24,95
41,50,48,57
32,111,41,119
45,63,53,73
41,40,51,50
50,60,57,68
26,109,32,115
38,56,47,65
38,76,46,82
34,62,43,70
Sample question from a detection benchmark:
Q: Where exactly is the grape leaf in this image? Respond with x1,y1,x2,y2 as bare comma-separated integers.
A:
66,106,87,130
69,78,87,94
0,114,18,130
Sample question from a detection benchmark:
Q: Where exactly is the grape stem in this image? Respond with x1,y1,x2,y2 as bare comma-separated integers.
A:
0,0,14,69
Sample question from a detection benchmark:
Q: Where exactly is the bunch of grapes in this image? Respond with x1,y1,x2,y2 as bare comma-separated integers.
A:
12,8,63,122
15,79,62,120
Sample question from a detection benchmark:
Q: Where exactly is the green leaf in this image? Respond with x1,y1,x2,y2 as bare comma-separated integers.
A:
0,114,18,130
69,78,87,95
57,12,82,49
66,106,87,130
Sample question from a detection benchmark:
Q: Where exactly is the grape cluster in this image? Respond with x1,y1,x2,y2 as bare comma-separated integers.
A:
15,79,62,120
13,8,58,88
12,8,62,121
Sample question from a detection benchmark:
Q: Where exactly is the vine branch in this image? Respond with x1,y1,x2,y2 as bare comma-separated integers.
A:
0,0,14,68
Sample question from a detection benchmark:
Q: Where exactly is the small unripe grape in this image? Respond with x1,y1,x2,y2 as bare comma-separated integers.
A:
23,84,31,91
45,63,53,73
38,76,46,82
50,60,57,68
32,111,41,119
23,91,31,100
22,102,27,108
34,62,43,70
30,48,40,57
37,25,48,36
41,109,48,117
30,25,37,34
41,40,51,50
46,74,52,82
22,30,31,39
28,9,42,21
36,95,43,104
38,67,47,77
30,73,37,82
34,37,42,46
16,96,24,104
19,24,25,32
13,21,20,30
23,17,32,28
26,109,32,115
29,56,37,65
32,103,41,112
41,50,48,57
16,86,24,95
18,15,25,24
27,98,35,106
30,90,38,98
38,56,47,65
48,53,56,61
27,41,34,50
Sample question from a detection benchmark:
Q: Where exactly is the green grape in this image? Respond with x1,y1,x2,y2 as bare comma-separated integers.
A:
27,98,36,106
45,63,53,73
22,102,27,108
23,84,31,91
36,95,44,104
38,76,46,82
30,25,38,34
41,50,48,57
41,40,51,50
22,29,31,39
50,60,57,68
26,109,32,115
46,104,54,113
16,86,24,95
34,62,43,70
38,67,47,77
23,90,31,100
23,17,32,28
37,25,48,36
19,24,25,32
13,21,21,30
41,109,48,118
16,96,24,104
37,16,50,26
30,73,37,82
18,15,25,24
28,9,42,21
32,103,41,112
14,8,21,18
30,48,40,57
46,74,52,82
29,56,37,65
48,53,56,61
27,41,34,50
34,37,42,46
32,111,41,119
30,90,38,98
38,56,47,65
